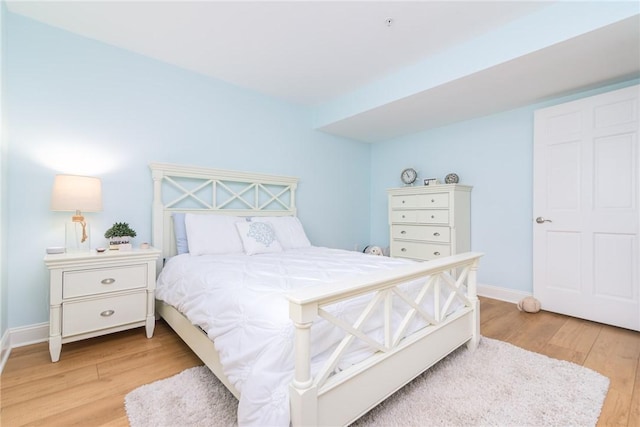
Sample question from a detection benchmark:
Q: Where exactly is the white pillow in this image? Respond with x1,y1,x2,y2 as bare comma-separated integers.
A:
185,214,245,255
252,216,311,249
235,221,283,255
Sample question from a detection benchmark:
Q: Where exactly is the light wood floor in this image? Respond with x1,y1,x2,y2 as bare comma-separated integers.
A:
1,297,639,426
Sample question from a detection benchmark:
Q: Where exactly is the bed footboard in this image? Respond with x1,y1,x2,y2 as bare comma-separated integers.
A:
287,252,482,427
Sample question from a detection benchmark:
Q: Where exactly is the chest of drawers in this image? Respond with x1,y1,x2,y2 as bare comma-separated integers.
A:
44,247,161,362
388,184,472,261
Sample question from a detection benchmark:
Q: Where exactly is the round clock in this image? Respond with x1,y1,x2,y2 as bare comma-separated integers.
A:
401,168,418,185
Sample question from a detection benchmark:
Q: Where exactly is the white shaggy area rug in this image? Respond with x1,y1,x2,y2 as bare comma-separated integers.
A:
125,337,609,427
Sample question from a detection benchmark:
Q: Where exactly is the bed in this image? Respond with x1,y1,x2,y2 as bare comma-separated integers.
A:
150,162,483,426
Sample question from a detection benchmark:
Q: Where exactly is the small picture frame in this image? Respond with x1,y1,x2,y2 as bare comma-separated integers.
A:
424,178,439,186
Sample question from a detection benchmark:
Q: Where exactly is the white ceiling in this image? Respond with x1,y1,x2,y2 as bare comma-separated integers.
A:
7,1,640,143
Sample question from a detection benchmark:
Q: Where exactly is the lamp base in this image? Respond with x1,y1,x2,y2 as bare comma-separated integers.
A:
65,221,91,252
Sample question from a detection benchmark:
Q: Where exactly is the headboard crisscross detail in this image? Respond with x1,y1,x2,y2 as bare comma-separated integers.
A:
150,162,298,265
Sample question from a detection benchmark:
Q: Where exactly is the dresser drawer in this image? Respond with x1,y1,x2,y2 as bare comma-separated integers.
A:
392,241,451,261
63,264,147,298
62,291,147,337
390,193,449,209
391,209,450,225
391,225,450,243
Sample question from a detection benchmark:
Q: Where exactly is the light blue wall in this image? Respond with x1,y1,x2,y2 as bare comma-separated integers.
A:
5,13,371,329
0,1,8,340
370,79,640,293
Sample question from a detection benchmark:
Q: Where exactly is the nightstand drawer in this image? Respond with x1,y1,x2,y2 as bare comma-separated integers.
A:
391,209,450,225
390,193,449,209
393,241,451,261
392,225,450,243
63,264,147,298
62,291,147,337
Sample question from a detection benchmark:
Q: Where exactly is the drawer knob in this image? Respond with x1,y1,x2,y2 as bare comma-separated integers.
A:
402,215,406,219
400,230,407,234
431,215,435,219
434,251,440,256
433,232,440,236
401,248,407,252
100,310,115,317
431,199,435,203
402,200,406,204
101,278,115,285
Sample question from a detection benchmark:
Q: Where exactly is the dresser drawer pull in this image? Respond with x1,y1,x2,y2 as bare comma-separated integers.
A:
434,251,441,256
402,200,406,204
400,230,407,234
433,232,440,236
431,199,435,203
101,278,115,285
401,248,407,252
431,215,435,219
100,310,115,317
402,215,406,219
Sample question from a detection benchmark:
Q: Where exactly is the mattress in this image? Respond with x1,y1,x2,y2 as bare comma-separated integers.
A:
156,246,459,426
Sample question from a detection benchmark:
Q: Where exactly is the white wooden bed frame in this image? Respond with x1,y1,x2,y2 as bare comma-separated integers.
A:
150,162,483,426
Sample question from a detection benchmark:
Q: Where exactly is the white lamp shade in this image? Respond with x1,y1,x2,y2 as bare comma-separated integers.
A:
51,174,103,212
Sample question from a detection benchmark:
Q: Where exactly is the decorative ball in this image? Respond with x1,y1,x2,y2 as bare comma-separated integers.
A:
517,296,541,313
364,245,384,256
445,173,459,184
368,246,383,256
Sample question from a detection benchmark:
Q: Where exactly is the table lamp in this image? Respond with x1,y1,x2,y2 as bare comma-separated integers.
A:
51,174,103,252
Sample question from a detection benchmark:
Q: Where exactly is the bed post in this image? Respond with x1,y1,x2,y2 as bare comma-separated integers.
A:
466,257,480,351
289,301,318,427
151,167,164,275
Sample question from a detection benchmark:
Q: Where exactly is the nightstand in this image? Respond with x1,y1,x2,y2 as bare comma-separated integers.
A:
44,247,161,362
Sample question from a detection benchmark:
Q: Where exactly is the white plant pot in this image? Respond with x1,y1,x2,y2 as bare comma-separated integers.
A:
109,236,132,250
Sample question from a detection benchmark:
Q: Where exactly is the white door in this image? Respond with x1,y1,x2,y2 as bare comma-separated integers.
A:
533,85,639,331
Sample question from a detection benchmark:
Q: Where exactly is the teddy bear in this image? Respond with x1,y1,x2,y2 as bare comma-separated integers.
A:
517,296,541,313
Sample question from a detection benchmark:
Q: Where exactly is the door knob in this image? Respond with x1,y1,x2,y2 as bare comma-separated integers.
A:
535,217,552,224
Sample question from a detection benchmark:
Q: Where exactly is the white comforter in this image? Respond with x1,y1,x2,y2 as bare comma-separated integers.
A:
156,247,450,426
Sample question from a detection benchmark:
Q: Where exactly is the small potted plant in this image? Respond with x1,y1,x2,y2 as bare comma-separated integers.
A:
104,222,137,250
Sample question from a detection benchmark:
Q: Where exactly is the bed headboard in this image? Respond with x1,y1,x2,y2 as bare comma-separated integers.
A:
150,162,298,265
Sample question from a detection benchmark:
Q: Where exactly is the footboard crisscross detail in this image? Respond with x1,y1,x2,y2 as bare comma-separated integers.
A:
288,252,482,426
312,264,473,388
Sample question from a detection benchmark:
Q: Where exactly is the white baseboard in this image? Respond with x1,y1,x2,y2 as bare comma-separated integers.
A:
0,323,48,373
0,328,10,374
8,322,49,348
477,283,531,304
